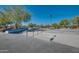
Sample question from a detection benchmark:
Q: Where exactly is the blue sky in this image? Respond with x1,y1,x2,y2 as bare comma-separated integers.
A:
0,5,79,25
24,5,79,25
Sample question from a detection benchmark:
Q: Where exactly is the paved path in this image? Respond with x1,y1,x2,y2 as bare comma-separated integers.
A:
32,30,79,48
0,32,79,53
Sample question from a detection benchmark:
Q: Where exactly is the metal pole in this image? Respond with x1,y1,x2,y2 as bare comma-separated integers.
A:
36,30,38,35
26,30,28,39
33,30,34,39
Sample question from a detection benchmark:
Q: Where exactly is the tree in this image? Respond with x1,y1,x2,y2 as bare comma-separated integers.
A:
44,24,51,28
0,11,13,27
4,6,31,28
28,23,37,28
72,16,79,28
52,23,60,29
40,24,45,28
59,19,69,28
0,6,31,29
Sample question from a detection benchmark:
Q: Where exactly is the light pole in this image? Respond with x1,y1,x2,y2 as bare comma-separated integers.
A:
49,14,53,29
